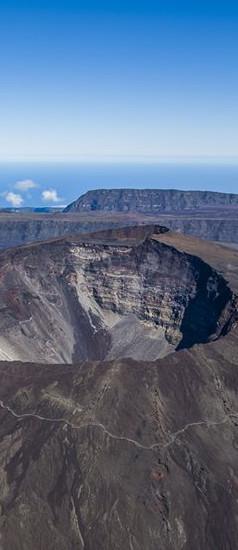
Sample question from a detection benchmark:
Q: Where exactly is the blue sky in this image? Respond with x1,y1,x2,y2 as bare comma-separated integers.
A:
0,0,237,162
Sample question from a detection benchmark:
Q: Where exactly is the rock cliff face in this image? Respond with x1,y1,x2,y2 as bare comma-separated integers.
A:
0,213,164,249
65,188,238,213
0,214,134,249
0,226,234,363
0,214,236,247
156,214,238,244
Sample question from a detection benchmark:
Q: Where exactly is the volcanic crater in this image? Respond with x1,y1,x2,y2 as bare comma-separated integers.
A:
0,225,235,363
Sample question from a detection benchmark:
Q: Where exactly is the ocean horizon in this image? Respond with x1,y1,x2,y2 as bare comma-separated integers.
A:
0,162,238,208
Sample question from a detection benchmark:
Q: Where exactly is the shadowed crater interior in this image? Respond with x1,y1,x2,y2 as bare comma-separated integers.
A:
0,225,235,363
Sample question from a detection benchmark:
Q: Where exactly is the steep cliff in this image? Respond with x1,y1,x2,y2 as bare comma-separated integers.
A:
1,210,238,249
0,213,137,249
64,188,238,213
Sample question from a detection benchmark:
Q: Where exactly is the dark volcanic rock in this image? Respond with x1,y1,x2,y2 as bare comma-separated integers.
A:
0,327,238,549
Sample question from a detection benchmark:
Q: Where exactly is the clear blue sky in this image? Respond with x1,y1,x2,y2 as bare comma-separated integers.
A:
0,0,237,162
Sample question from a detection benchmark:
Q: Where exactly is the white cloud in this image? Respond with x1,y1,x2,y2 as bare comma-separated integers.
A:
14,179,38,192
41,189,61,203
4,192,24,207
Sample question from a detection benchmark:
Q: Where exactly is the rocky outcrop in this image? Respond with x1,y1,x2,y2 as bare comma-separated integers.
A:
64,188,238,213
0,226,235,363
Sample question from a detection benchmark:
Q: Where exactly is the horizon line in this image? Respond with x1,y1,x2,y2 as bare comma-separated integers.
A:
0,155,238,165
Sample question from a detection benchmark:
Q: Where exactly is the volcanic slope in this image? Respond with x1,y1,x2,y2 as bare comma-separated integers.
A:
0,228,237,549
0,225,235,363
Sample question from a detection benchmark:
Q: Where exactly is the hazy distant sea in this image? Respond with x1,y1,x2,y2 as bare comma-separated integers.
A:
0,162,237,208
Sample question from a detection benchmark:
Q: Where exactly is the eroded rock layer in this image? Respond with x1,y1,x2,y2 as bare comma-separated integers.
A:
0,226,235,363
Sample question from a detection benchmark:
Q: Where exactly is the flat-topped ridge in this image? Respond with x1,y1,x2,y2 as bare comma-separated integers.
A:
64,188,238,213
